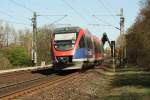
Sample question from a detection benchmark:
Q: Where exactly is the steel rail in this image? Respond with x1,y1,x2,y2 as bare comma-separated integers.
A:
0,71,79,100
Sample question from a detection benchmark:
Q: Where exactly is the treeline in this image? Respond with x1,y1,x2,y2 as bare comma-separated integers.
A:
0,21,53,69
126,0,150,67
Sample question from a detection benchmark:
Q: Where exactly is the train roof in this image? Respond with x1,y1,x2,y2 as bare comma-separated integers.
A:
54,27,81,34
53,27,102,42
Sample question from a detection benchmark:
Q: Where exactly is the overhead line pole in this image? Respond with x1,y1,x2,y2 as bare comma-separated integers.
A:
31,12,37,65
118,8,126,66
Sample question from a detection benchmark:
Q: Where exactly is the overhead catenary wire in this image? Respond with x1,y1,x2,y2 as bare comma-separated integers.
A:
0,19,31,26
88,24,114,27
37,14,68,21
7,0,69,27
92,14,117,16
97,0,118,24
0,10,13,18
38,14,68,17
8,0,34,13
61,0,89,23
92,15,112,25
54,23,71,26
49,15,68,25
0,9,29,21
92,15,120,30
104,0,118,16
0,9,31,27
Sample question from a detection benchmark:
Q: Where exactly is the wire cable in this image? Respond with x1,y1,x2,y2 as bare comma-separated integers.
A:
38,14,68,17
0,19,30,26
49,15,68,25
0,10,12,18
97,0,118,24
92,15,120,30
105,0,117,15
8,0,34,12
0,9,29,21
61,0,89,23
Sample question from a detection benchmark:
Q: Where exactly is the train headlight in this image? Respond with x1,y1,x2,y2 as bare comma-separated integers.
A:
72,41,75,43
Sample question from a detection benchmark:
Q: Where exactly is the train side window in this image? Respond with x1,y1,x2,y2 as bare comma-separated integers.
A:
98,43,101,53
89,38,93,49
85,36,89,48
79,35,85,48
94,41,97,52
85,36,92,49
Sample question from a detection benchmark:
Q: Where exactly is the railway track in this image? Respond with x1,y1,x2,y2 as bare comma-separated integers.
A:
0,70,79,100
0,59,112,100
0,70,30,78
0,65,51,79
0,70,47,87
0,68,57,86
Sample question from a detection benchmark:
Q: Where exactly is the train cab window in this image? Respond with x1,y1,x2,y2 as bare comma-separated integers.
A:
54,33,77,51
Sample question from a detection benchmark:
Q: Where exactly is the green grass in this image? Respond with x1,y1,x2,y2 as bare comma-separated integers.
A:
112,74,150,88
96,66,150,100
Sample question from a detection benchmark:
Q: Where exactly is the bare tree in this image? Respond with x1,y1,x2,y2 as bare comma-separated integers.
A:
126,0,150,67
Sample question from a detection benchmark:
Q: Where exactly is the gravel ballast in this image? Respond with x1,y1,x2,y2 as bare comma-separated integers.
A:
17,67,113,100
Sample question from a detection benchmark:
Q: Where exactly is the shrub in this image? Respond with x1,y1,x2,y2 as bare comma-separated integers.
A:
4,46,32,66
0,56,12,70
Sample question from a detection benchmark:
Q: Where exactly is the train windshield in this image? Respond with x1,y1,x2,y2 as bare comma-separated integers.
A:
54,33,76,51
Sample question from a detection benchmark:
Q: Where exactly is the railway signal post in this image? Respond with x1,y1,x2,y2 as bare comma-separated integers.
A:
111,41,116,72
102,33,116,72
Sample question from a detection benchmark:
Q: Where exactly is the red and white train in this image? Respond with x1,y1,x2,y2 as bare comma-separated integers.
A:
50,27,104,70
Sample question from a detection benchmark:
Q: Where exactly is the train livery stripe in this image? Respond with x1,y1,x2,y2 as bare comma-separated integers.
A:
73,58,95,62
73,57,103,62
73,58,88,62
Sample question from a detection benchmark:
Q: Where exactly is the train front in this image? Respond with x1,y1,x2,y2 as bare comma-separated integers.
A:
51,27,84,70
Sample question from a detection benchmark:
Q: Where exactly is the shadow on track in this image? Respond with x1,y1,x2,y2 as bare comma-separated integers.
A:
31,68,78,76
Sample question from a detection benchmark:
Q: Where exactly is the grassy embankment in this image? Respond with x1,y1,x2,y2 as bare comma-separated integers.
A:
97,65,150,100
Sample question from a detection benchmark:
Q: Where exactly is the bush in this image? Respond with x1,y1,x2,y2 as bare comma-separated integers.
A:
0,56,12,70
1,46,32,66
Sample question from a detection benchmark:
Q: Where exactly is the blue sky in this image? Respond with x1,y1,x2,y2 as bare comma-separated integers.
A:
0,0,141,40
